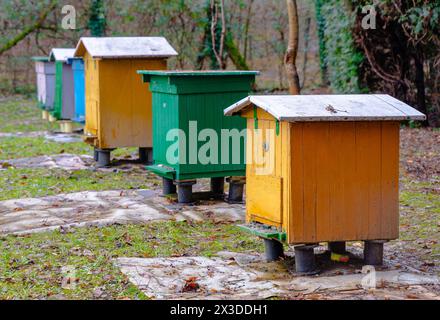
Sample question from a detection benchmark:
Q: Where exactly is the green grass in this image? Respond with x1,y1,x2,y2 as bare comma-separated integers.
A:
0,137,92,160
0,222,262,299
0,168,159,200
0,97,59,133
397,178,440,264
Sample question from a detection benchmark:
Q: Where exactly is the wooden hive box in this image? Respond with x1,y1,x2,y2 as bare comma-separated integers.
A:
31,56,56,112
137,71,258,203
49,48,76,120
225,95,426,245
73,37,177,166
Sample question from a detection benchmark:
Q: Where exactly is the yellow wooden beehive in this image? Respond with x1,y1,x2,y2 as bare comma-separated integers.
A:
73,37,177,165
225,95,425,248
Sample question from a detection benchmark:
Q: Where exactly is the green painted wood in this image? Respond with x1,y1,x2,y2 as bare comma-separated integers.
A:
141,71,258,180
238,223,287,242
52,61,63,119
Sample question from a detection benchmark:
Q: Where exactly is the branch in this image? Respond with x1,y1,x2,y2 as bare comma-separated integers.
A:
0,0,58,55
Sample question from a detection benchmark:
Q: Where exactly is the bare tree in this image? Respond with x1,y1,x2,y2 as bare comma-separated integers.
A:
211,0,227,69
284,0,300,94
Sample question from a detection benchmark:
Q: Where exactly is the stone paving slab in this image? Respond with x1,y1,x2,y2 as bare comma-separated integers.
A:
0,153,92,171
115,254,440,300
0,189,245,235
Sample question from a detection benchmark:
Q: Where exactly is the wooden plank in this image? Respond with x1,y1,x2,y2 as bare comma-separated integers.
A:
340,122,357,241
355,122,372,239
131,59,167,147
247,175,283,225
281,122,291,237
98,58,166,149
374,95,426,120
327,123,345,241
366,122,383,239
302,123,318,242
84,53,99,136
290,123,304,242
315,123,331,241
380,122,400,239
245,118,254,223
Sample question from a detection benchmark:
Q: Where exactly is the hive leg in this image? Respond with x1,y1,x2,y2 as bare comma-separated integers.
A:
162,177,176,195
176,180,196,204
294,244,318,274
364,240,385,265
139,147,153,164
263,239,284,262
210,177,225,197
227,177,246,203
48,114,56,122
59,121,73,134
97,149,111,167
93,148,99,161
328,241,346,254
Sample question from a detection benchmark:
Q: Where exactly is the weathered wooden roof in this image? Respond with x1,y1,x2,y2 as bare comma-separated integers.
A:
74,37,178,59
49,48,76,62
224,95,426,121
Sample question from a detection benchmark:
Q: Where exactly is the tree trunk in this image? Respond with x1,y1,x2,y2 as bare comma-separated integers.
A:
243,0,254,61
284,0,300,95
414,51,429,126
226,33,250,70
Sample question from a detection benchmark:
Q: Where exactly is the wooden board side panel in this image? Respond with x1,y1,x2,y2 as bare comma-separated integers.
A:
289,121,400,243
381,122,400,239
84,52,99,136
130,59,167,147
98,59,166,148
245,117,284,227
290,123,305,242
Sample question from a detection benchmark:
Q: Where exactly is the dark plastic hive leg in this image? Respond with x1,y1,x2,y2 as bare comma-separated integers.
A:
264,239,284,262
139,147,153,164
97,149,111,167
162,177,176,195
364,240,385,265
328,241,346,254
294,245,318,274
93,148,99,162
227,177,246,203
176,180,196,204
210,177,225,197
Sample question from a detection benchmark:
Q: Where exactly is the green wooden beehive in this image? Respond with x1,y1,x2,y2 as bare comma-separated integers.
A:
138,71,258,201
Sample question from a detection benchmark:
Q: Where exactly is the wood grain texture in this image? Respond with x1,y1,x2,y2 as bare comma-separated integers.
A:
288,121,400,243
84,56,166,149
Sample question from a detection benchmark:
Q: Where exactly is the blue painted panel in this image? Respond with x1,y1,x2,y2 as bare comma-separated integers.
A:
68,58,85,123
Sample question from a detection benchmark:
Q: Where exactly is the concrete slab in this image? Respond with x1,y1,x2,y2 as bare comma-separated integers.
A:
0,154,92,171
115,254,440,300
0,190,245,235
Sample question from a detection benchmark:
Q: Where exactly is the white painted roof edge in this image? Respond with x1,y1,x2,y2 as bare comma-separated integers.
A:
73,36,178,59
49,48,76,62
224,94,426,122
